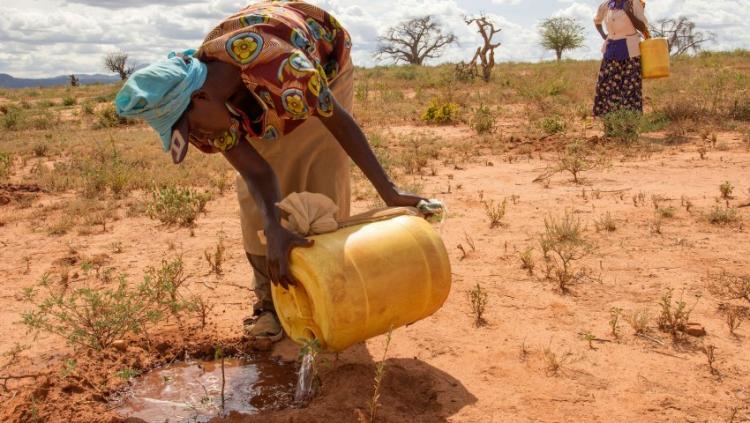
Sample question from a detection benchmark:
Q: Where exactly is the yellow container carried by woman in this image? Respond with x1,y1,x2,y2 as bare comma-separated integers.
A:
271,212,451,352
640,37,670,79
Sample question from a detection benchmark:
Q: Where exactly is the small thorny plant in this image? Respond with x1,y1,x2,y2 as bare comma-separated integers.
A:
205,237,226,276
720,181,734,199
718,303,746,336
625,309,650,335
703,345,719,377
594,212,617,232
555,141,601,184
602,109,642,145
657,288,700,341
519,247,535,275
369,328,393,423
707,205,741,226
581,332,597,350
539,212,593,294
471,104,496,135
543,345,572,377
20,258,200,350
468,283,489,327
609,307,623,338
482,198,507,228
146,185,212,227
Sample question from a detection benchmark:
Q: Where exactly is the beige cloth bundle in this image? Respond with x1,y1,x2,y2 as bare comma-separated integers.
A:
258,191,420,244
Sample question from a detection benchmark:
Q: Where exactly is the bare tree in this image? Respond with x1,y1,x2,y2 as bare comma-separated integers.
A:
465,15,502,82
69,74,80,87
375,16,457,65
104,52,135,81
538,17,585,62
649,17,714,56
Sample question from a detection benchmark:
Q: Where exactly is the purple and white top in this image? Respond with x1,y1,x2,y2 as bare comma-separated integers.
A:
594,0,648,60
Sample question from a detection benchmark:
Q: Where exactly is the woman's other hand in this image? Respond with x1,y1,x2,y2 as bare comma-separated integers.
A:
264,225,314,289
384,188,428,208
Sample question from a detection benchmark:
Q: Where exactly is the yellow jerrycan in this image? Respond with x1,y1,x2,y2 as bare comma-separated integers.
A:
640,37,670,79
271,211,452,352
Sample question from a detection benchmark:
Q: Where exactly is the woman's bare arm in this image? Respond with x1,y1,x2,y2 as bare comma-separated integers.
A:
222,140,312,289
319,96,426,207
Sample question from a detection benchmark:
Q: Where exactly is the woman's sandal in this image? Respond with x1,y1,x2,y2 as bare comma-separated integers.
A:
243,309,284,343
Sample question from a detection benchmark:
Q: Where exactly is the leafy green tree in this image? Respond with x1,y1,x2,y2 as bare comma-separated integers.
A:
539,17,585,61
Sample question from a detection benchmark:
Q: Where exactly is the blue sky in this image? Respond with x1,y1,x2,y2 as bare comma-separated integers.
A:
0,0,747,78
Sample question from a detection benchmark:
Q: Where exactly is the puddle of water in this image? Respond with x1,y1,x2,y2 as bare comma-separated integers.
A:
116,355,297,423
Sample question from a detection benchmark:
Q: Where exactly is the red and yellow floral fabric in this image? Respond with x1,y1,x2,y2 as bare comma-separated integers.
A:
195,1,352,146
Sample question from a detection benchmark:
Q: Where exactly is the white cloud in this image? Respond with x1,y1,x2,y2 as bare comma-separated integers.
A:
0,0,747,78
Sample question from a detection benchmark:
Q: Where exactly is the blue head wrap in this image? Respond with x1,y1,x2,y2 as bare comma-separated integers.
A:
115,50,207,151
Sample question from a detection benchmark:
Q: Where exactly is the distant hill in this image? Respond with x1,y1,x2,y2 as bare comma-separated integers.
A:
0,73,121,89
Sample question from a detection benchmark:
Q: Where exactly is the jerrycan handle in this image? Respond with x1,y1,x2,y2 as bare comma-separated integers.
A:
417,198,448,233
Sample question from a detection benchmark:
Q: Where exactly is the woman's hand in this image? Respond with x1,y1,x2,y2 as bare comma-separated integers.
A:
264,225,314,289
384,188,428,208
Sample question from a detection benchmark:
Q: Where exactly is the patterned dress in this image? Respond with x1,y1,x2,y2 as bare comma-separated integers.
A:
593,0,646,117
192,0,352,151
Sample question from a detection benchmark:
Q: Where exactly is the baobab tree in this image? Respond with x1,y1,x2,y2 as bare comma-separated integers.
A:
649,17,714,56
375,16,457,65
538,17,585,62
104,52,135,81
465,15,502,82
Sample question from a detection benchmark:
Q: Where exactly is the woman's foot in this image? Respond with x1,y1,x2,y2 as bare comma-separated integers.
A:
243,310,284,350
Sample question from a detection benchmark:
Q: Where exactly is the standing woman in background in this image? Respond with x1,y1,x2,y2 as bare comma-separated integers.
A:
593,0,650,116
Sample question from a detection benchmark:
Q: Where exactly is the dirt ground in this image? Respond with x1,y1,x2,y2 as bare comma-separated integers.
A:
1,125,749,422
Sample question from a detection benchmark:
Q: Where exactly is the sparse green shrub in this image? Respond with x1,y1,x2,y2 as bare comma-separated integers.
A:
483,198,507,228
369,328,393,422
394,66,418,80
81,102,95,115
602,109,641,145
520,247,535,275
540,116,566,135
594,212,617,232
609,307,623,338
421,100,460,125
32,142,49,157
556,141,599,184
657,288,698,341
468,283,489,327
96,104,128,128
47,216,74,236
146,185,212,226
397,141,432,175
660,98,702,122
707,205,741,225
63,96,77,106
30,110,58,130
355,81,370,102
640,112,671,133
0,151,11,180
720,181,734,199
21,258,196,350
454,62,478,82
539,211,593,293
2,107,22,130
626,309,650,335
708,271,750,304
471,104,496,134
657,207,676,219
115,368,141,380
205,237,225,275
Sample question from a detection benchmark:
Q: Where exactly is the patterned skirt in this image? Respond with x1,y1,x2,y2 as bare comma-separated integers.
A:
593,56,643,117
